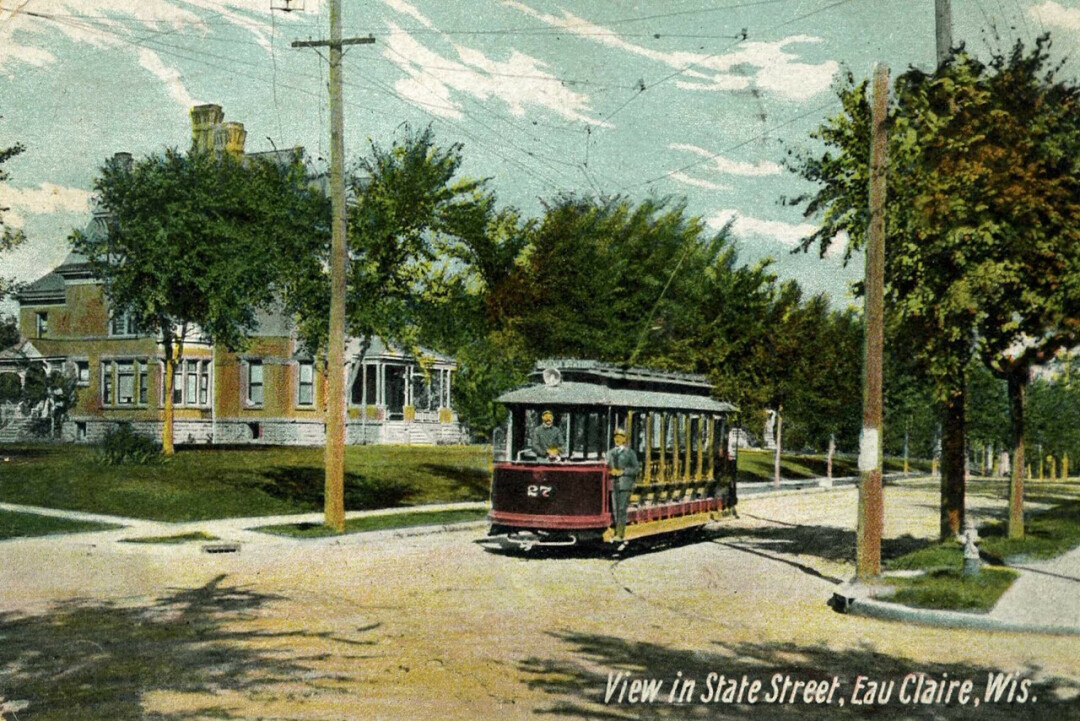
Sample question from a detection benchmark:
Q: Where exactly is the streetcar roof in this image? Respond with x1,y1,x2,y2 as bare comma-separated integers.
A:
496,381,736,413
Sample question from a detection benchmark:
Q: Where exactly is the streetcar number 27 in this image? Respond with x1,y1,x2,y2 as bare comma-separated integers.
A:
527,485,553,498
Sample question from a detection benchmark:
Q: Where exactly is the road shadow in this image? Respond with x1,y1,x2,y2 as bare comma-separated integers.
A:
703,522,927,566
0,574,374,720
519,631,1080,719
261,466,413,510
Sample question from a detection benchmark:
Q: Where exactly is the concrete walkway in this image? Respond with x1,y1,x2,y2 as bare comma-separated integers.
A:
0,500,491,548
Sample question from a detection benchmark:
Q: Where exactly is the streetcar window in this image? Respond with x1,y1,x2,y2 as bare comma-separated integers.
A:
569,411,603,460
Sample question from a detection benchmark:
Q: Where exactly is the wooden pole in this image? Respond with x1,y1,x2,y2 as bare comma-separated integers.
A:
935,0,953,67
292,9,374,533
857,63,889,580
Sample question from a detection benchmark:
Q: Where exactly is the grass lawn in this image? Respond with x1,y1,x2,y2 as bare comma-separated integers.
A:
882,540,1020,611
0,443,932,524
0,444,491,522
0,509,122,540
256,507,489,538
880,489,1080,611
736,448,930,483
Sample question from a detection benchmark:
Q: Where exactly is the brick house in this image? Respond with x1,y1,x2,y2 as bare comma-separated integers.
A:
0,105,466,446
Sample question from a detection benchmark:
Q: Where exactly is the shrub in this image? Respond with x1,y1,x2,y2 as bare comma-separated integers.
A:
97,422,163,465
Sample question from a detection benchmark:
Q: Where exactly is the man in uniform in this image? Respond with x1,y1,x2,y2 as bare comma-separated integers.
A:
530,410,564,461
607,428,639,541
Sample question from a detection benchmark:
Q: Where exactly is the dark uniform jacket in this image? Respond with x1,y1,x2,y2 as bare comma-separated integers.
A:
530,424,564,457
607,444,639,491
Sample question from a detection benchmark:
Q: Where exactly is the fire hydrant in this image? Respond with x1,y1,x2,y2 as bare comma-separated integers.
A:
960,518,981,576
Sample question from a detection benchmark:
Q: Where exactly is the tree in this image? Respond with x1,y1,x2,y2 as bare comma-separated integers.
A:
73,148,329,454
0,143,27,300
290,127,494,357
788,40,1080,538
487,194,734,369
19,362,77,438
0,314,18,350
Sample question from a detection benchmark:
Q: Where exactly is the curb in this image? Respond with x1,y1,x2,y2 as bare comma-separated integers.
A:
830,589,1080,636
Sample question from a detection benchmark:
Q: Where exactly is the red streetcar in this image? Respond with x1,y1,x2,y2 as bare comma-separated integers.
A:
487,360,738,549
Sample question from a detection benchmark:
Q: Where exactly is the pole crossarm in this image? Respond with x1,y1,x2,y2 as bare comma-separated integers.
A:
291,36,374,49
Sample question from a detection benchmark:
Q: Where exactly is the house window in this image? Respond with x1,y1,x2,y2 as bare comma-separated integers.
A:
101,363,113,405
167,359,211,407
35,312,48,338
247,361,264,406
109,311,137,337
139,365,148,405
76,361,90,386
102,359,150,407
116,362,135,405
298,361,314,406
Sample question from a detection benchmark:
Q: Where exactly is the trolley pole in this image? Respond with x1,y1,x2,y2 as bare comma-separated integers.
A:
857,63,889,580
292,5,374,533
935,0,953,67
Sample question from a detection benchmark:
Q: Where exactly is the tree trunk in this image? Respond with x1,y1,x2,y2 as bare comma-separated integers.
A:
827,433,835,479
1007,371,1026,539
772,405,783,488
940,385,966,539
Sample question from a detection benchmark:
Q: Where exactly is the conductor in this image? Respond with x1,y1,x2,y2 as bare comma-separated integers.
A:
607,428,639,541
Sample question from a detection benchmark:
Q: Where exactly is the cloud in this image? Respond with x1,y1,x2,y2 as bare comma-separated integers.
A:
137,48,203,108
706,207,819,247
1029,1,1080,30
669,172,729,191
0,182,93,227
384,0,433,28
0,1,314,104
379,12,609,126
669,143,782,177
502,2,838,102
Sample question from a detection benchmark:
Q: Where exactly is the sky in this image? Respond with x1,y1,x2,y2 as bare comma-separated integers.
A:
2,0,1079,313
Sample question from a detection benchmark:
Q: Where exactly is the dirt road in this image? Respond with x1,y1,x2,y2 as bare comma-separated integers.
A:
1,482,1078,719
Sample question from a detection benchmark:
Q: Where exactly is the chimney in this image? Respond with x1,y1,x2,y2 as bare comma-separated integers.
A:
216,121,247,157
190,104,224,152
112,152,133,173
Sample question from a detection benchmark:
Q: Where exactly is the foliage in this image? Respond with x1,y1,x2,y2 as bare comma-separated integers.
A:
288,126,493,358
0,143,26,300
16,362,77,438
1025,372,1080,463
788,38,1080,535
0,314,18,350
73,147,329,453
96,421,164,465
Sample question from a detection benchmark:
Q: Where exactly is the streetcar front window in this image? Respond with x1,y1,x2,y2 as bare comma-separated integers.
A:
508,407,606,463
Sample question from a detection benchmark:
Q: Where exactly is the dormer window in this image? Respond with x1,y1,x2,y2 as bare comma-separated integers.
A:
35,312,48,338
109,311,137,337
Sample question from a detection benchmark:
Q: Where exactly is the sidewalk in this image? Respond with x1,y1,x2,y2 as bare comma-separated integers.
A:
0,500,491,547
833,543,1080,636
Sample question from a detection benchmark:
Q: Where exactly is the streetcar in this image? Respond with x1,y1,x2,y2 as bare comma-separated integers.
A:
487,359,738,550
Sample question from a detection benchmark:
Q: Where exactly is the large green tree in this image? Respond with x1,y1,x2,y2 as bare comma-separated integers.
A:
290,127,494,360
74,148,328,454
790,39,1080,538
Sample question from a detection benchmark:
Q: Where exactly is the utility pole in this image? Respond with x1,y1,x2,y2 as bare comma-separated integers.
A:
935,0,953,67
293,5,374,533
857,63,889,581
